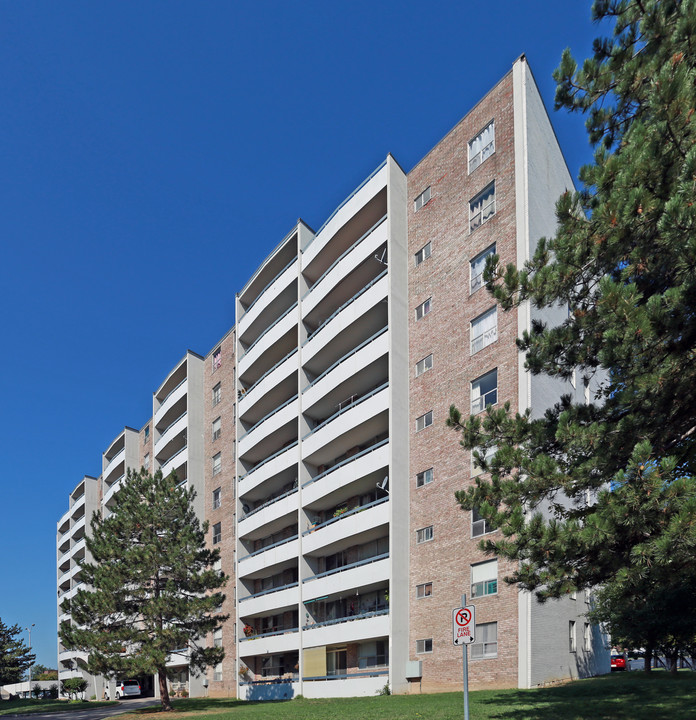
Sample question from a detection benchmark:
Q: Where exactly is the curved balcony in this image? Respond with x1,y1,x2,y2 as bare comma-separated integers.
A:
238,304,299,382
302,328,388,416
103,473,125,507
71,537,87,559
58,509,71,535
302,609,389,649
70,516,86,541
160,445,188,479
303,554,389,601
154,411,188,457
154,377,188,427
238,536,299,579
69,493,86,520
239,443,299,499
238,396,299,462
302,384,389,465
302,439,389,506
302,272,388,371
303,161,387,269
238,489,298,540
302,216,387,322
238,582,300,616
239,627,300,657
58,570,71,588
238,257,298,345
239,349,298,424
302,498,388,555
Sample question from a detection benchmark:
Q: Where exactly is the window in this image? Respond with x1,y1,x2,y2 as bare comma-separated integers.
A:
470,182,496,232
213,628,222,648
212,487,221,510
415,354,433,377
569,620,577,652
212,383,221,407
416,638,433,654
416,411,433,432
471,622,497,659
416,582,433,599
471,445,496,477
358,640,388,668
212,347,222,371
212,522,222,544
471,369,497,413
144,453,150,471
471,559,498,598
470,307,498,354
144,425,150,442
212,417,221,441
584,623,591,652
416,468,433,488
415,242,432,265
470,244,496,294
416,525,433,544
469,120,495,173
472,506,496,537
415,297,432,320
212,453,222,476
214,662,222,682
414,186,431,211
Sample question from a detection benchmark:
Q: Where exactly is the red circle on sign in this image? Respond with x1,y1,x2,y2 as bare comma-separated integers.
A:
455,608,472,626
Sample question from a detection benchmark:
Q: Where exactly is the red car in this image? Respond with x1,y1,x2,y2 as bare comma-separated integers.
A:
611,653,627,671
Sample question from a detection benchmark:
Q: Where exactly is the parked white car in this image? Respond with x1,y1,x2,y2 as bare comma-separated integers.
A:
114,680,141,699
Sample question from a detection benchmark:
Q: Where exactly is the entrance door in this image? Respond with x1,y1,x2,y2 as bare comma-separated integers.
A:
327,648,347,676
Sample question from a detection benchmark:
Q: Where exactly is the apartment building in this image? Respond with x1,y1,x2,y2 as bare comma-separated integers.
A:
57,55,609,701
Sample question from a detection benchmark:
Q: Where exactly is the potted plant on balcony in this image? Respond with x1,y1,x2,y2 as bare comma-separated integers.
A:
243,624,255,638
333,506,348,518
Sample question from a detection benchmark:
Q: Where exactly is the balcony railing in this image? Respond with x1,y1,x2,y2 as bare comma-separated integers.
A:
306,159,387,250
239,626,299,642
302,215,387,300
242,257,297,316
303,438,388,488
160,444,187,468
239,441,298,481
303,326,388,392
304,270,387,345
303,669,388,681
241,348,298,399
302,496,388,535
157,376,186,407
241,302,298,359
239,395,298,442
241,581,298,601
303,552,389,582
157,410,187,440
302,382,388,440
302,607,388,630
239,533,298,562
242,487,297,520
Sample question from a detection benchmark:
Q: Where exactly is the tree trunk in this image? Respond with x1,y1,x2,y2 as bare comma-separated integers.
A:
669,650,678,674
158,669,172,711
644,644,653,673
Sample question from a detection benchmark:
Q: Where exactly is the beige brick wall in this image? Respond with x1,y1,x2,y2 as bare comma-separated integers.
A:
406,71,521,692
204,327,238,697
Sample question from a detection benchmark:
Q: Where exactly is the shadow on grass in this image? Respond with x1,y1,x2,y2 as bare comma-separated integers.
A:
481,673,696,720
131,698,282,715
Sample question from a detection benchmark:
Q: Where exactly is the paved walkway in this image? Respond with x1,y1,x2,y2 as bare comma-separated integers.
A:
6,698,160,720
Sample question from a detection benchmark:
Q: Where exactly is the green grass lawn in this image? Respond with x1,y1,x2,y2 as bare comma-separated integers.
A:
126,673,696,720
0,699,117,717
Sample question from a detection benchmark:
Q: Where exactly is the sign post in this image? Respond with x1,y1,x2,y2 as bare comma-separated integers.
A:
453,594,475,720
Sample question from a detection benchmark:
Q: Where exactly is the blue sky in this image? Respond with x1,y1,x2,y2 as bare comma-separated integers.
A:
0,1,602,668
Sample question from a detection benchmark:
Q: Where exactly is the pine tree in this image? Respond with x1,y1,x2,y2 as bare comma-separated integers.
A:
0,618,35,687
60,469,228,711
448,0,696,605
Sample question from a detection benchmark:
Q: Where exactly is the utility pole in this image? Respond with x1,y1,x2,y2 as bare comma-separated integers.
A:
25,624,35,691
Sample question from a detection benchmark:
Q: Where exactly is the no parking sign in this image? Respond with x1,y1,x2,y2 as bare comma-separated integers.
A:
452,604,476,645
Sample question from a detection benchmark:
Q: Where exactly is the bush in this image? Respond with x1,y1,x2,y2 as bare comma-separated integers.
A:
32,684,43,699
49,684,58,699
376,683,391,696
